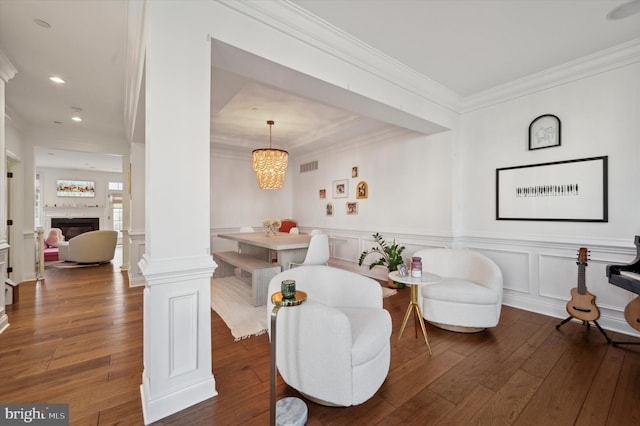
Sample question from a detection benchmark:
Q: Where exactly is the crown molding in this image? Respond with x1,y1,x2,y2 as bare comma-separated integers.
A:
0,49,17,83
215,0,462,114
462,37,640,113
124,0,147,142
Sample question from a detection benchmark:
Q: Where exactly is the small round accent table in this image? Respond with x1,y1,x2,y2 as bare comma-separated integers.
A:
270,291,308,426
388,270,441,355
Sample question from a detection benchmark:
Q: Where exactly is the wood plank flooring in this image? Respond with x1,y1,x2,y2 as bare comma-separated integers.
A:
1,263,639,425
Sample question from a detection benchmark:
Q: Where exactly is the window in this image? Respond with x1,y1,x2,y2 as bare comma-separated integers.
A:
109,181,123,235
108,181,123,191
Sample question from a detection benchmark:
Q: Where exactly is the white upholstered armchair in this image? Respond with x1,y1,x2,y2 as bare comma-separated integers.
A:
267,266,392,406
58,230,118,264
413,248,503,333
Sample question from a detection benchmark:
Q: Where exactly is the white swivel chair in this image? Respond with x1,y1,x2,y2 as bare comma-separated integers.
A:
310,229,322,235
289,227,300,234
413,248,503,332
289,234,330,269
267,266,392,406
58,230,118,264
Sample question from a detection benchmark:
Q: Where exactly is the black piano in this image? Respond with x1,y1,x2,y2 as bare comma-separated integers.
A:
607,235,640,295
606,235,640,345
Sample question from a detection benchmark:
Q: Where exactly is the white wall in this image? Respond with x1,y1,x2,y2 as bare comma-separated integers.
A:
39,167,121,207
5,120,29,284
458,61,640,337
37,167,122,231
210,147,293,251
460,62,640,241
291,129,453,235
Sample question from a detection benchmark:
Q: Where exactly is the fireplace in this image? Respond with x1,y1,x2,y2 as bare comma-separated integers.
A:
51,217,100,240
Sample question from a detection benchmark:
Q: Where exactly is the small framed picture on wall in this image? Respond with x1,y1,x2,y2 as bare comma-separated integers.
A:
333,179,348,198
528,114,561,150
346,201,358,215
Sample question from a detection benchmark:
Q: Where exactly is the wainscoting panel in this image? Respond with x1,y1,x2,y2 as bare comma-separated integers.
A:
169,290,199,377
209,228,640,337
474,247,530,294
331,235,359,262
128,232,146,287
538,253,581,301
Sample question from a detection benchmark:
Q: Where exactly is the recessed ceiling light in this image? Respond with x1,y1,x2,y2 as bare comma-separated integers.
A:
607,0,640,20
49,76,65,84
71,116,83,122
34,18,51,28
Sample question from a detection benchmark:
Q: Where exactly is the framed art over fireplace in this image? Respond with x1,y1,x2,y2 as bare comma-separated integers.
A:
56,179,95,197
496,156,608,222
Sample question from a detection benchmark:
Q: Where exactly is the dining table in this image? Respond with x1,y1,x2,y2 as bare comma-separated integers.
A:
218,231,311,269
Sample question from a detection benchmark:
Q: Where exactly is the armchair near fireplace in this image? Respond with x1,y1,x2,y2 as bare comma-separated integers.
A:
58,230,118,264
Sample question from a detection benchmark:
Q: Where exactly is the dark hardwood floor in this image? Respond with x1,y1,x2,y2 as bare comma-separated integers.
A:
1,262,639,425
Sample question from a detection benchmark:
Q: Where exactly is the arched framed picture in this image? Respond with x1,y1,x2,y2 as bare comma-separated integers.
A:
356,181,368,199
528,114,561,150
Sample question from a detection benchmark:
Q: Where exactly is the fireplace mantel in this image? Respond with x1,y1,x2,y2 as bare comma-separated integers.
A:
51,217,100,240
43,206,107,235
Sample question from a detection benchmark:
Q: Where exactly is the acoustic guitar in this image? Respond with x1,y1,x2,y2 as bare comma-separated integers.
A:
624,296,640,332
566,247,600,322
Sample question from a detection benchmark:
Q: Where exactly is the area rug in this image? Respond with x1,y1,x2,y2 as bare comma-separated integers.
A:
211,276,396,341
382,287,397,298
52,261,101,269
210,277,268,341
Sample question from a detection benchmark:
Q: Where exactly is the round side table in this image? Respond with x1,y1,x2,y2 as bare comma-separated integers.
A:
388,270,441,355
270,291,308,426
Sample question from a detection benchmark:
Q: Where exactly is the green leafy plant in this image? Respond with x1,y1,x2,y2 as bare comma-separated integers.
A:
358,232,406,274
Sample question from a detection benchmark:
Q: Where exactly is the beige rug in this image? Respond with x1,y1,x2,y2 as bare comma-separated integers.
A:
382,287,397,298
211,276,397,341
210,277,268,341
52,261,102,268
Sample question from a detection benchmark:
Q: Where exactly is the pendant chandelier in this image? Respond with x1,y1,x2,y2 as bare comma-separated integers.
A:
252,120,288,189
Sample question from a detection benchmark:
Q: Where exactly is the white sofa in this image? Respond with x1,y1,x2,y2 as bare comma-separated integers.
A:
58,230,118,264
267,265,392,406
413,248,503,332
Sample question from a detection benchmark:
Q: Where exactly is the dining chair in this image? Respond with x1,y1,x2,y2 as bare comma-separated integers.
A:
239,226,254,233
310,229,322,235
289,234,330,269
279,219,297,233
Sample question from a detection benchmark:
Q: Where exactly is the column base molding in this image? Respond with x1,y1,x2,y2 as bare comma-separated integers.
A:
140,372,217,425
0,311,8,334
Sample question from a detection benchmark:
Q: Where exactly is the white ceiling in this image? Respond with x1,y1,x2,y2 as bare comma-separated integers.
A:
2,0,639,172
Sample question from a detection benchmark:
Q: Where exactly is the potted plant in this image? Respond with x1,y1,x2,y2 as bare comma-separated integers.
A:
358,232,406,288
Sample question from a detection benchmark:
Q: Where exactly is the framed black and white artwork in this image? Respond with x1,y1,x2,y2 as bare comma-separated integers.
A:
496,156,608,222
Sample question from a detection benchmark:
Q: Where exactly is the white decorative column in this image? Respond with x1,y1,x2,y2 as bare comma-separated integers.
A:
138,2,217,423
0,50,17,334
120,152,131,272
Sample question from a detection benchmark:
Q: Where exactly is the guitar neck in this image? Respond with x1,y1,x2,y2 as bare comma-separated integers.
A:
577,264,587,295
